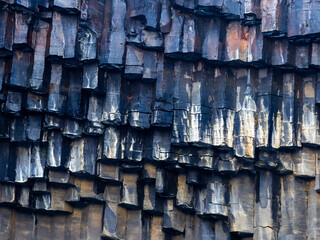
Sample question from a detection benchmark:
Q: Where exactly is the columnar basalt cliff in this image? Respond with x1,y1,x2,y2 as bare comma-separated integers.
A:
0,0,319,239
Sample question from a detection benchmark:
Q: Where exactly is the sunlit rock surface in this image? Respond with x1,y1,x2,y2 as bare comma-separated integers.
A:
0,0,320,239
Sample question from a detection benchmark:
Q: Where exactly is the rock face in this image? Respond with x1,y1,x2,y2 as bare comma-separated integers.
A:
0,0,320,239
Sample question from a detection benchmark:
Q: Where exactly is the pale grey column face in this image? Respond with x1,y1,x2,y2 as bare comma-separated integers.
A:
1,0,320,239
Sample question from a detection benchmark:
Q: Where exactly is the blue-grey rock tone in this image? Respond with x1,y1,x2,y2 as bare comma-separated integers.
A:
0,0,319,239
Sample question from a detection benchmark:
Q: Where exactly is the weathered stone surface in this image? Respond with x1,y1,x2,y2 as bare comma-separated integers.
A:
229,173,255,235
0,1,319,239
49,11,78,59
99,0,126,69
278,175,308,239
163,199,186,234
260,0,287,37
234,68,257,159
0,9,13,56
253,170,280,240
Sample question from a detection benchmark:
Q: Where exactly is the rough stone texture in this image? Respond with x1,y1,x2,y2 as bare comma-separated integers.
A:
0,0,320,239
